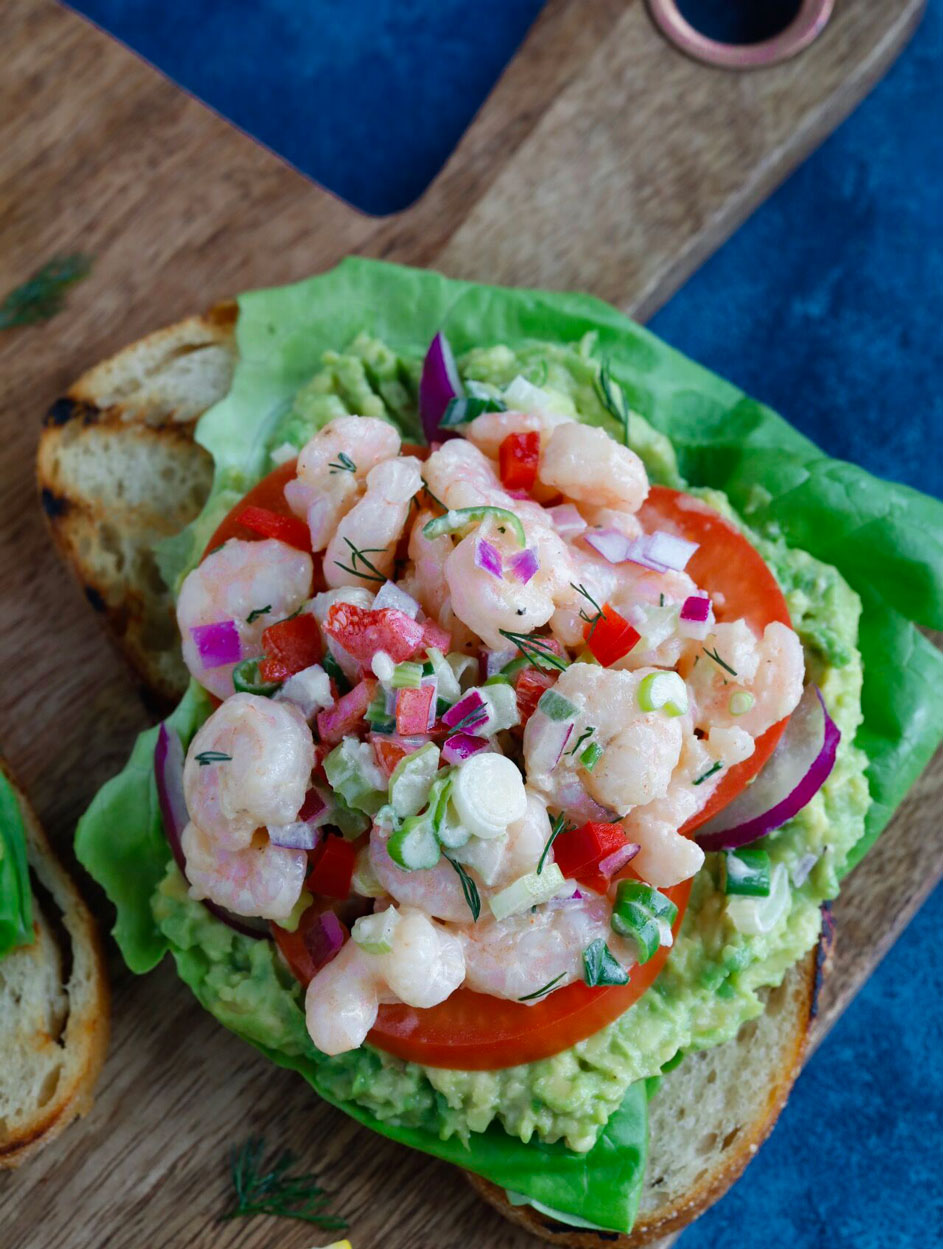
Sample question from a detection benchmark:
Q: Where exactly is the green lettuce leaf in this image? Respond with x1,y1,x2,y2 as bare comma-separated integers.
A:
77,258,943,1228
0,769,33,958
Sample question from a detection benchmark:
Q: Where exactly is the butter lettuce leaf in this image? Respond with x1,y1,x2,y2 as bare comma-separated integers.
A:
77,258,943,1226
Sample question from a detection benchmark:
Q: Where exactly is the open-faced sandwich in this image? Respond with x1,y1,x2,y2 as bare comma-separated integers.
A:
0,760,108,1169
40,260,943,1241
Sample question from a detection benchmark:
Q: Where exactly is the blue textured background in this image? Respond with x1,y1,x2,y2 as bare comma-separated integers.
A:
65,1,943,1243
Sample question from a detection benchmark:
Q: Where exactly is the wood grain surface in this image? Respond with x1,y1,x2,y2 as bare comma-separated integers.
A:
0,0,936,1245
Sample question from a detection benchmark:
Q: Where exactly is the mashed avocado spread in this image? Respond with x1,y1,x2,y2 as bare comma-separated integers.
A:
150,334,870,1155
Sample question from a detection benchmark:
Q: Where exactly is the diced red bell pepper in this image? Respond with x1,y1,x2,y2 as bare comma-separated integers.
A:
316,677,377,744
395,685,435,736
235,505,312,553
583,604,641,667
324,603,425,665
514,667,557,724
499,431,540,492
553,821,630,880
371,733,423,778
421,619,452,654
306,836,357,899
259,613,322,682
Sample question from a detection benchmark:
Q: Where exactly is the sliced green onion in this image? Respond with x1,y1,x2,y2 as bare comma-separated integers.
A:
352,909,399,954
537,688,578,722
231,657,281,697
611,879,678,964
489,863,567,921
423,506,526,549
439,396,508,428
323,739,387,816
391,661,424,690
365,688,396,734
580,741,604,771
722,846,771,897
499,654,530,679
582,938,629,987
729,689,755,716
637,671,688,718
387,815,441,871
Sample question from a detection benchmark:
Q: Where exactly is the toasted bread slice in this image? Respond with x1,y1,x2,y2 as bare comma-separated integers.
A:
36,306,237,707
468,942,822,1246
0,762,109,1168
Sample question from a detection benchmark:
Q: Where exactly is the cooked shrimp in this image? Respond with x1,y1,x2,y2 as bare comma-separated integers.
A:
524,664,685,818
177,539,313,700
401,509,478,653
683,620,804,737
539,423,649,514
285,416,401,550
370,827,470,922
422,438,505,511
464,407,573,458
305,906,465,1054
180,822,307,921
324,456,423,590
183,693,314,851
458,893,630,1001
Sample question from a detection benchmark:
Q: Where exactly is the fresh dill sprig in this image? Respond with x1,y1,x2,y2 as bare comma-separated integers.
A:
567,726,596,758
498,629,569,673
194,750,232,767
595,359,631,448
0,253,92,330
423,485,448,511
518,972,566,1002
537,813,568,875
246,605,271,624
693,761,724,786
446,855,481,921
334,537,387,584
570,582,604,638
328,451,357,474
225,1137,347,1229
702,646,737,676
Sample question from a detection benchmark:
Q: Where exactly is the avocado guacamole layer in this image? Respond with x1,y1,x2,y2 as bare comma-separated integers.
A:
151,334,869,1154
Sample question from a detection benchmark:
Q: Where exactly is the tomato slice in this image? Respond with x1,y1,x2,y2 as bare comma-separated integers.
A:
367,877,690,1069
640,486,792,834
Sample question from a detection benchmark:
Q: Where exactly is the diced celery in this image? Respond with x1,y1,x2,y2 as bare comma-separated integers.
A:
324,737,387,816
489,862,567,921
388,742,441,818
480,682,520,734
352,909,400,954
537,688,578,722
391,661,423,690
426,648,462,705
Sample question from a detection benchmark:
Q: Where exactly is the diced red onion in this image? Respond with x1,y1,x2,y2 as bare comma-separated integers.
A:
442,733,490,765
299,787,328,822
442,689,489,731
191,620,242,668
475,538,503,579
373,581,420,619
421,674,439,729
680,595,711,623
598,842,641,878
527,715,574,773
268,821,323,851
645,531,699,572
302,910,347,972
584,528,632,564
623,537,667,573
485,647,518,678
509,547,539,584
547,503,587,538
419,332,463,444
547,884,584,910
154,724,269,940
696,685,840,852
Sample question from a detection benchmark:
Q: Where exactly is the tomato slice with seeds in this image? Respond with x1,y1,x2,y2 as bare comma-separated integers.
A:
208,464,792,1070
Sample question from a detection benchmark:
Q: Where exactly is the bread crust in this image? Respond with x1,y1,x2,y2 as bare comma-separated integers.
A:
36,305,236,707
467,939,824,1247
0,761,110,1169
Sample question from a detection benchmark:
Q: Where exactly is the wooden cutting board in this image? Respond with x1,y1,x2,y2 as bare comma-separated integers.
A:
0,0,937,1246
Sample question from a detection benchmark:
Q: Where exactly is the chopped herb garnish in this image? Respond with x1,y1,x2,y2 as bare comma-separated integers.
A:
321,650,351,695
595,359,631,447
570,582,604,637
518,972,566,1002
498,629,569,673
0,253,92,330
334,537,387,584
537,813,567,875
703,646,737,676
194,750,232,767
694,760,724,786
246,605,272,624
567,726,596,757
423,485,448,511
583,938,629,987
445,856,481,921
659,593,665,606
225,1137,347,1229
328,451,357,474
450,705,490,733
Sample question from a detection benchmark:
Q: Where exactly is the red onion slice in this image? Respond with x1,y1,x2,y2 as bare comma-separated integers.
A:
585,528,632,564
442,732,490,765
598,841,641,877
475,538,503,579
303,910,347,971
419,332,463,443
547,504,587,538
696,685,840,852
154,724,270,940
268,821,323,851
442,689,489,731
191,620,241,668
509,547,539,584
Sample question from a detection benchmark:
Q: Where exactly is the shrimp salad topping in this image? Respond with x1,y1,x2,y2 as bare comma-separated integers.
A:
174,394,805,1059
